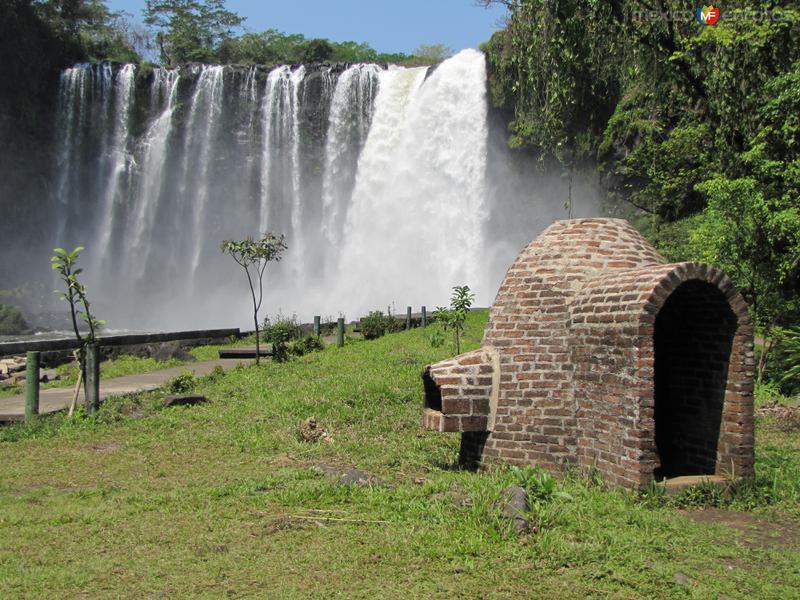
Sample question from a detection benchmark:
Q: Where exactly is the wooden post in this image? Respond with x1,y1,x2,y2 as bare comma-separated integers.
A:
313,315,321,337
421,306,427,328
337,318,345,347
85,343,100,414
25,351,40,422
406,306,412,330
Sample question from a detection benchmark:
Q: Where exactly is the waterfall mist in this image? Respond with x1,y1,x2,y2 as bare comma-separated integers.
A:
6,50,604,331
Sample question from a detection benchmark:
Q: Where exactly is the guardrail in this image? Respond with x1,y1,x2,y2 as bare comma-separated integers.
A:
0,328,241,357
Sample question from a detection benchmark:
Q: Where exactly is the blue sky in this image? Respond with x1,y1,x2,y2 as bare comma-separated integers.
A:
105,0,509,55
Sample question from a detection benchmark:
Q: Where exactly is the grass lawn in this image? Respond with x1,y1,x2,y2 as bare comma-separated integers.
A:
0,311,798,599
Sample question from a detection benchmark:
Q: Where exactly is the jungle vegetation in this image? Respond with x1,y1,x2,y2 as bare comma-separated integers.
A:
482,0,800,389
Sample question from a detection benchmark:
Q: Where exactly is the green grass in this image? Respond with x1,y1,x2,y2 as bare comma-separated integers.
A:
0,311,798,599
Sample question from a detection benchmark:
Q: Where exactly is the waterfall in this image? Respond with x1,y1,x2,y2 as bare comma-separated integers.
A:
38,50,598,330
330,49,489,314
95,63,136,271
129,68,180,281
259,65,306,239
321,64,381,244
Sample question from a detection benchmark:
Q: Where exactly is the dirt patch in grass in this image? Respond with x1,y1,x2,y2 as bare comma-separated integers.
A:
756,401,800,432
90,442,122,453
682,508,800,549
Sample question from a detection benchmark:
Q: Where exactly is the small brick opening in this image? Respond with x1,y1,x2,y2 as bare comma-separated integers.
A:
653,281,737,479
422,369,442,412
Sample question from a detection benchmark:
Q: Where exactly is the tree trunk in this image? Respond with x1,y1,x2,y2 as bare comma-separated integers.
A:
254,314,260,366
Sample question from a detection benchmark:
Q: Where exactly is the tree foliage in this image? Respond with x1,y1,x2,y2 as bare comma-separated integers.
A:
144,0,243,65
484,1,800,377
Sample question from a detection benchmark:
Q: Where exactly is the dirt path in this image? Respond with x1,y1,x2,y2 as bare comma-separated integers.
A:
0,358,250,422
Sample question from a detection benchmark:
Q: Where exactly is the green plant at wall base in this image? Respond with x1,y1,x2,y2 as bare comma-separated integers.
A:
433,285,475,354
221,233,287,366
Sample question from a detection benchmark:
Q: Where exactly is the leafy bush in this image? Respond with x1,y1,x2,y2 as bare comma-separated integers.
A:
0,304,28,335
360,311,396,340
764,326,800,396
167,370,195,394
287,335,324,358
263,314,303,362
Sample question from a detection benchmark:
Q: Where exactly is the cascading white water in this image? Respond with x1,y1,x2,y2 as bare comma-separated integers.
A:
187,66,225,280
330,50,489,314
259,65,304,236
321,63,381,245
95,63,136,270
129,68,180,280
42,51,599,330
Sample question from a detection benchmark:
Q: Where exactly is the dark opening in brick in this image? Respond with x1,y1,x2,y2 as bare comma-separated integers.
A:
422,368,442,412
654,281,736,479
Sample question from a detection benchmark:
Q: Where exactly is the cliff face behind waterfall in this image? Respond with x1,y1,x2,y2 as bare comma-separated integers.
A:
2,51,602,330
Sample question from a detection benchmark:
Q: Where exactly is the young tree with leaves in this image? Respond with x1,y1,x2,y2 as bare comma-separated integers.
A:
433,285,475,355
221,233,287,366
51,246,105,412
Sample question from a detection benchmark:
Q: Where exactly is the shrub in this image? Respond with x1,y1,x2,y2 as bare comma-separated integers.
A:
263,314,303,362
287,335,324,357
360,311,396,340
167,370,196,394
0,304,28,335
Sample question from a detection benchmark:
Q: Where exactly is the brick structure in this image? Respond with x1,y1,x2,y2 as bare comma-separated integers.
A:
422,218,755,488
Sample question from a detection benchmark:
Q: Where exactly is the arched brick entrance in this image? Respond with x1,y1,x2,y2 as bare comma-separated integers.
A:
653,280,737,478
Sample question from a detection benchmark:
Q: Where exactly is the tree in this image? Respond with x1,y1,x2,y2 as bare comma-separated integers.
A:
691,177,800,382
221,234,287,366
144,0,243,65
413,43,452,64
51,246,105,411
433,285,475,354
302,38,334,63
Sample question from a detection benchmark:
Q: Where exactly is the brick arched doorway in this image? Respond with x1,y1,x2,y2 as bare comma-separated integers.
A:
653,280,737,479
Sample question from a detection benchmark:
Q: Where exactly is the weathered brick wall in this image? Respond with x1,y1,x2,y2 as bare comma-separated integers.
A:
569,262,754,486
422,219,755,487
423,348,498,433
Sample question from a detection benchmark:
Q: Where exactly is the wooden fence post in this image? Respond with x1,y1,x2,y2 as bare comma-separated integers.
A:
406,306,412,330
313,316,321,337
421,306,427,328
85,343,100,414
25,351,40,422
337,318,345,347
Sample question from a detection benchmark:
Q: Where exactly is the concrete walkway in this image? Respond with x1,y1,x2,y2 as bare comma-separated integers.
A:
0,359,250,422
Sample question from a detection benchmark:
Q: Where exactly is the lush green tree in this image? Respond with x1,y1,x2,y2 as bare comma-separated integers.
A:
330,40,378,63
483,0,800,376
690,178,800,380
144,0,243,65
302,38,334,63
221,234,287,366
